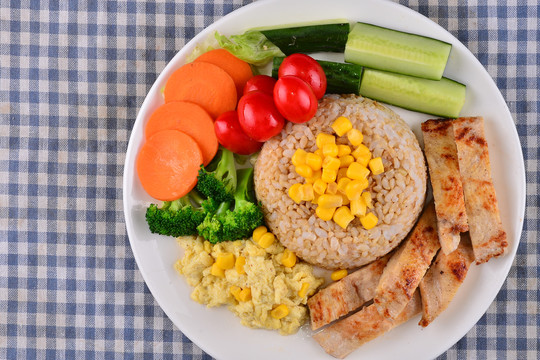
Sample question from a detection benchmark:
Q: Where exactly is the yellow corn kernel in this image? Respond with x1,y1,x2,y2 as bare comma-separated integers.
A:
322,156,340,171
295,164,313,179
337,177,352,194
281,249,297,268
216,253,235,270
316,133,335,149
291,149,307,167
299,183,315,201
345,178,369,201
235,256,246,275
321,168,337,183
333,206,355,229
288,183,303,204
360,212,378,230
211,263,225,278
313,179,327,195
314,148,323,157
346,162,370,180
347,129,364,146
331,269,348,281
331,116,353,136
322,143,339,158
336,167,349,182
298,282,310,298
318,194,343,209
252,226,268,242
362,191,373,209
305,169,322,184
351,143,371,161
270,304,289,319
230,285,242,300
339,155,355,168
316,206,336,221
340,193,350,206
258,232,275,248
337,144,352,157
312,192,321,205
369,157,385,175
238,287,252,302
326,181,338,195
305,153,323,171
350,198,367,217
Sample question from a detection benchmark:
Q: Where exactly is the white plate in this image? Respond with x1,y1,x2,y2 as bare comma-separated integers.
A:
123,0,526,359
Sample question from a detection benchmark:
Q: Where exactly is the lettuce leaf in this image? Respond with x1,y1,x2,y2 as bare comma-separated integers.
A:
215,31,284,66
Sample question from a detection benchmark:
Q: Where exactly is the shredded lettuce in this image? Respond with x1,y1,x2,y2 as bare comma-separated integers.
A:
215,31,284,66
184,34,219,63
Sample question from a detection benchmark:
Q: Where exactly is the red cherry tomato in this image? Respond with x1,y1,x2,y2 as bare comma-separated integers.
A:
214,111,263,155
243,75,277,96
237,91,285,142
278,53,327,99
273,76,318,124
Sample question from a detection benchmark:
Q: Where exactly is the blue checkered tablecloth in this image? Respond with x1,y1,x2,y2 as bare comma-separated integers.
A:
1,0,538,359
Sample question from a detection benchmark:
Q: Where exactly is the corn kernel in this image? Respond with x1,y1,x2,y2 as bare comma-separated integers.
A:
356,153,371,167
333,206,355,229
305,169,321,184
216,253,235,270
360,212,378,230
337,144,352,157
238,287,252,302
336,167,349,181
345,179,369,201
340,193,350,206
270,304,290,319
326,181,338,195
322,156,340,171
312,192,321,205
369,157,385,175
314,148,323,157
298,282,310,298
350,198,367,217
230,285,242,299
318,194,343,209
296,164,313,179
313,179,327,195
347,162,370,180
288,183,303,204
339,155,355,168
291,149,307,167
299,183,315,201
337,177,352,194
347,129,364,146
235,256,246,274
331,269,348,281
316,206,336,221
305,153,323,171
331,116,353,136
322,143,339,158
258,232,275,248
316,133,335,149
253,226,268,242
211,263,225,278
362,191,373,209
282,249,297,268
351,144,371,166
321,168,337,183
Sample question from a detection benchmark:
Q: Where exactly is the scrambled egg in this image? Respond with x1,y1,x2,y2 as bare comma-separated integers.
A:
175,236,324,335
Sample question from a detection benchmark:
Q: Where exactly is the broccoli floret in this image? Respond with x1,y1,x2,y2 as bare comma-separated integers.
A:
145,192,206,237
196,148,237,203
196,201,231,244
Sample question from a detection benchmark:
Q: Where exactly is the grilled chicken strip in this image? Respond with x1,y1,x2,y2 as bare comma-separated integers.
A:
452,117,507,264
419,233,474,327
308,254,391,330
313,291,422,359
421,119,468,254
374,202,440,319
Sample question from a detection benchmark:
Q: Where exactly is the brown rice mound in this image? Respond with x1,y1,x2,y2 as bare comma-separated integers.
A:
254,94,427,270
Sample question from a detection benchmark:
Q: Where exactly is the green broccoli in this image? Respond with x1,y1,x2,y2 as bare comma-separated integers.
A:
196,201,231,244
196,148,237,204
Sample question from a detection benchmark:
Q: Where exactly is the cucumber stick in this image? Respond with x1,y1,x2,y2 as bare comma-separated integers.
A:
260,23,350,55
272,57,363,95
359,68,466,118
345,22,452,80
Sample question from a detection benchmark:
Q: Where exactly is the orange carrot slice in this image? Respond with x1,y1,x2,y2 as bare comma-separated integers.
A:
194,49,253,96
164,62,237,119
145,101,218,165
136,129,202,201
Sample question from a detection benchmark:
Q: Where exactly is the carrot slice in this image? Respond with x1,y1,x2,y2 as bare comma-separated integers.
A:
136,129,202,201
145,101,218,165
164,62,237,119
194,49,253,96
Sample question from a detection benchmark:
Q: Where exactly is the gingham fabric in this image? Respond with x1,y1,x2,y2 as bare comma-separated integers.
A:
0,0,537,359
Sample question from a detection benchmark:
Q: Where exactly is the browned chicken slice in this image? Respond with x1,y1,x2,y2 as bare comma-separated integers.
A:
313,291,422,359
452,117,508,264
373,202,440,319
308,254,391,330
421,119,468,255
419,233,474,327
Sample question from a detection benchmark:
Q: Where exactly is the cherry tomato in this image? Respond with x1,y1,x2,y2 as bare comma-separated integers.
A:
237,91,285,142
214,111,263,155
278,53,327,99
243,75,277,96
273,76,318,124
